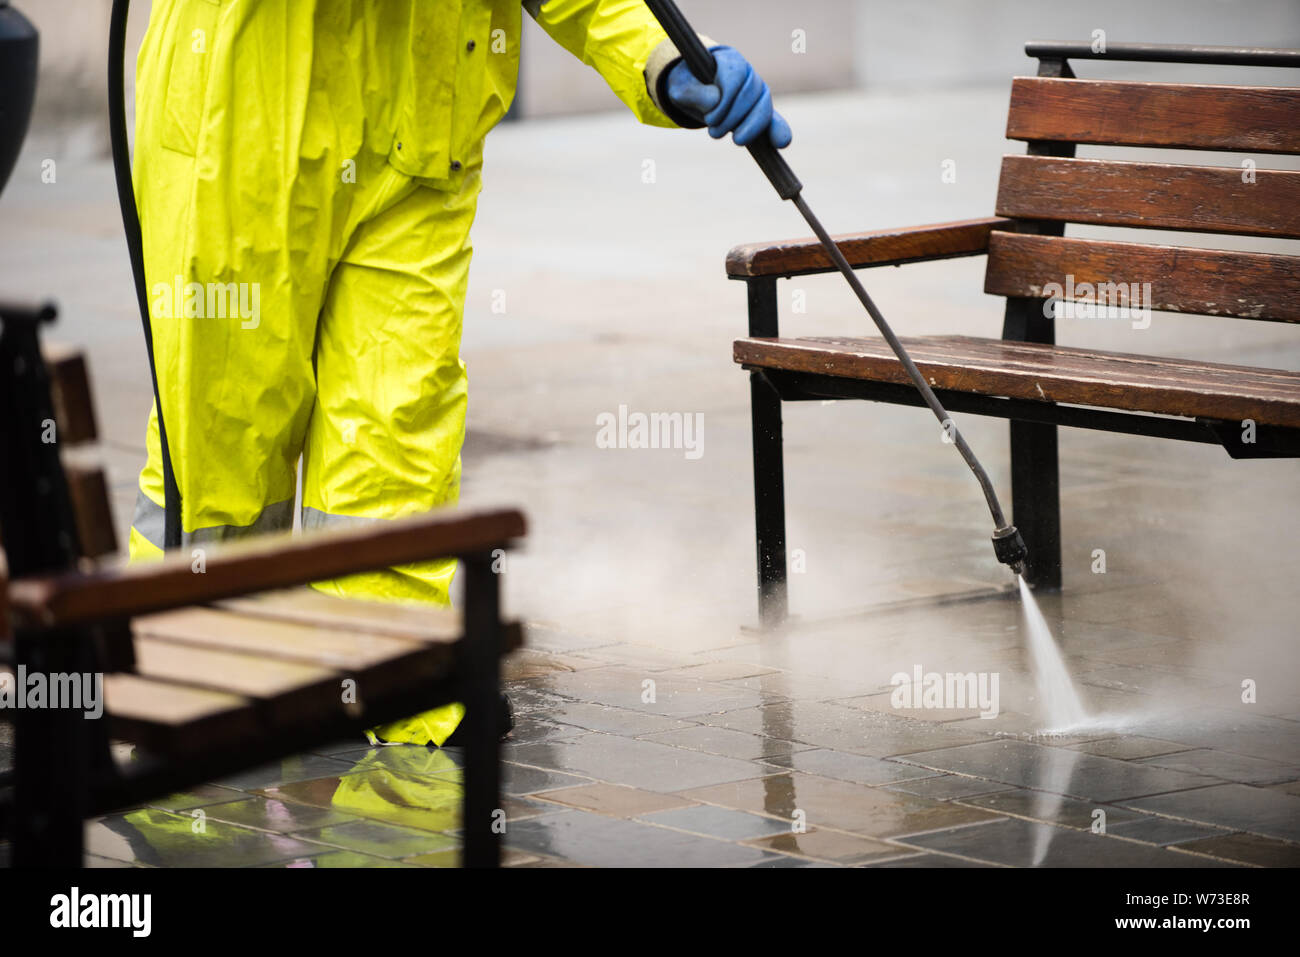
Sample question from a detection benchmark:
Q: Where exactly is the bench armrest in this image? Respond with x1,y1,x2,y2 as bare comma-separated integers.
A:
725,216,1015,279
7,506,526,630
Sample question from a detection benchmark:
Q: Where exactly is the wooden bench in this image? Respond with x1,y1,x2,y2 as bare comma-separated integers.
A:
0,302,525,867
728,42,1300,627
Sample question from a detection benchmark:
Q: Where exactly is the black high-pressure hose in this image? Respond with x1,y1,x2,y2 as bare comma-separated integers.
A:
109,0,181,549
644,0,1029,577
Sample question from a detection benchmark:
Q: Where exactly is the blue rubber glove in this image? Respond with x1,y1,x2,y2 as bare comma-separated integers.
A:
665,46,793,149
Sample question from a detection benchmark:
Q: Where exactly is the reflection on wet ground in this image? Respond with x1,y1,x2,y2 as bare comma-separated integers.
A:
60,587,1300,868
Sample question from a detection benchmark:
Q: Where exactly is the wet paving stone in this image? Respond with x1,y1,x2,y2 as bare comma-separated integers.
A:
884,774,1016,801
294,819,457,859
896,739,1219,801
659,661,780,682
401,849,461,867
864,852,991,867
302,746,464,779
1125,711,1300,765
86,809,320,867
1123,783,1300,843
501,762,593,796
309,736,384,756
144,784,247,811
1134,749,1300,786
501,713,590,745
403,847,541,867
744,829,903,864
570,644,705,672
940,713,1113,746
503,682,576,714
504,809,778,867
502,849,588,868
1106,816,1233,846
212,753,361,790
639,804,790,840
719,671,872,702
896,818,1233,867
763,749,940,786
746,854,838,868
544,701,698,736
836,691,986,724
1068,736,1196,761
202,796,359,832
1176,832,1300,867
534,783,697,817
638,724,812,761
700,699,989,757
258,771,543,833
510,732,764,792
267,851,419,868
503,649,600,681
534,666,768,718
679,772,1000,838
958,789,1145,830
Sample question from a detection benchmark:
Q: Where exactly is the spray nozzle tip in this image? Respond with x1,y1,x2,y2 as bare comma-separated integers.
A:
992,525,1029,576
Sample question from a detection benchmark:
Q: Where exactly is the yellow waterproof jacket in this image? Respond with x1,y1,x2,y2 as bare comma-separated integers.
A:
386,0,683,188
159,1,684,192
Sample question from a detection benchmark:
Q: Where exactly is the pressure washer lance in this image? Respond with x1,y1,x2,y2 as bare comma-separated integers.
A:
644,0,1029,578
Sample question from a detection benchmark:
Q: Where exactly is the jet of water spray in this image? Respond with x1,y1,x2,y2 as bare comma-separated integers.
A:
1018,576,1088,730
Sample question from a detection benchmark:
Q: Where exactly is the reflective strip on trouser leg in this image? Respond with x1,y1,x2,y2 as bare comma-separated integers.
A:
132,490,294,552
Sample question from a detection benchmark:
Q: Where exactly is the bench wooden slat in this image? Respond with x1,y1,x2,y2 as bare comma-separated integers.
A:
132,607,450,696
216,587,526,654
216,587,460,641
133,635,345,728
1006,77,1300,154
8,506,526,629
985,232,1300,323
103,673,259,753
725,217,1011,279
41,344,97,446
733,335,1300,428
64,463,118,560
996,155,1300,239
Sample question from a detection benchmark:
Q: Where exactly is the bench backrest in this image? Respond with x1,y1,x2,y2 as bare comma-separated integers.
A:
990,44,1300,330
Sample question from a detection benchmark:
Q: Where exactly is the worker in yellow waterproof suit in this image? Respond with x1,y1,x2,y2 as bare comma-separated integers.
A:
128,0,791,746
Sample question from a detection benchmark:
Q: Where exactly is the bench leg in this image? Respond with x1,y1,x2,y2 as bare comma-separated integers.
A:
459,553,502,868
751,370,788,628
12,630,88,867
1010,419,1062,589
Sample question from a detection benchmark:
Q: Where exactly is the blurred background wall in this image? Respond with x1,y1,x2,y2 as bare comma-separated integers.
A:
17,0,1300,150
